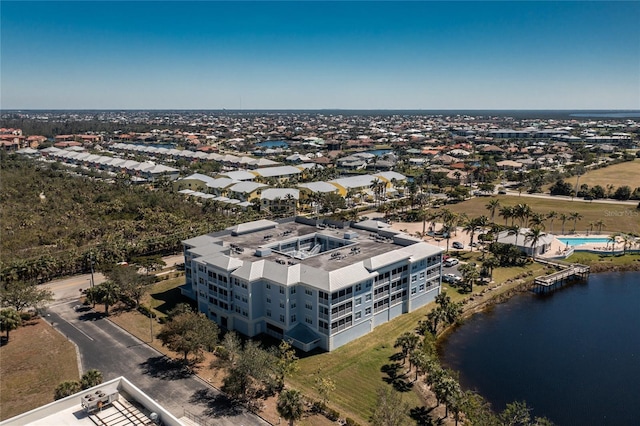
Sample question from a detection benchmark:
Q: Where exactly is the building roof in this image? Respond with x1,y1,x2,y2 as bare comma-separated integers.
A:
298,181,339,193
228,181,268,194
0,377,181,426
260,188,300,200
252,165,302,178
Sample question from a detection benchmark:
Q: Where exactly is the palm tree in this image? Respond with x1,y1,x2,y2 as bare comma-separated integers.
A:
569,212,583,233
559,213,569,235
277,389,304,426
80,369,103,389
482,256,500,281
595,219,605,234
54,381,81,400
95,281,120,315
547,211,558,234
508,225,521,247
528,213,546,229
524,227,545,260
587,221,595,236
608,233,619,252
485,199,501,222
499,206,514,226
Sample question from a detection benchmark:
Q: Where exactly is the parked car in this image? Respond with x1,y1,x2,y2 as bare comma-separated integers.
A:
444,258,459,267
443,273,462,284
452,241,464,249
498,190,507,195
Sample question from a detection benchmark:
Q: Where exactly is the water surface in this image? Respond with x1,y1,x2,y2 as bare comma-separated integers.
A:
439,272,640,425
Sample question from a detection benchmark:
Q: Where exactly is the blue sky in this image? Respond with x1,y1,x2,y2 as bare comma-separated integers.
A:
2,1,639,109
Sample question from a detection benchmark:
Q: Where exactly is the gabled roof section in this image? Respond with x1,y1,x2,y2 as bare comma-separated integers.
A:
228,219,278,236
197,253,244,271
363,251,412,271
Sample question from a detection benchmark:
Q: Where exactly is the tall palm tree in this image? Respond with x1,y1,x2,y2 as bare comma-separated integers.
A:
508,225,521,247
559,213,569,235
485,199,501,222
528,213,546,229
547,211,558,234
277,389,304,426
595,219,605,234
569,212,583,233
587,221,595,236
96,281,120,315
524,227,545,260
499,206,514,226
482,256,500,281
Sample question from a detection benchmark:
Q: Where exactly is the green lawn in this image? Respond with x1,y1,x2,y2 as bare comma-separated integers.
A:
288,254,548,424
443,195,640,234
566,252,640,267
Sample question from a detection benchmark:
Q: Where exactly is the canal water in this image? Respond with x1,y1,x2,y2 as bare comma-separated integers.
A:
439,271,640,425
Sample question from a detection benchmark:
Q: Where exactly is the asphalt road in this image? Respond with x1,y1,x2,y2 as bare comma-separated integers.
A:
43,301,269,426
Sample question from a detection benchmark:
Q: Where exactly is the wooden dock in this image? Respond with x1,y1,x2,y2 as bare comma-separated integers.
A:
533,263,590,293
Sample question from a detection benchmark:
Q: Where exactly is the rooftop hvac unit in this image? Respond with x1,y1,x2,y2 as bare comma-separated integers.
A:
81,390,119,412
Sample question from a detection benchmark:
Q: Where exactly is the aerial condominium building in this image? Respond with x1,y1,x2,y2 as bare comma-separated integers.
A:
181,218,443,352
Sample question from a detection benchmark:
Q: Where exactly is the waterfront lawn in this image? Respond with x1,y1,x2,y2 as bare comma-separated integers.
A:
289,304,431,424
567,252,640,267
443,195,640,234
0,318,79,420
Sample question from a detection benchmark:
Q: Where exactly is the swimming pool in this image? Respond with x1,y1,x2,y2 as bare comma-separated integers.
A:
558,237,611,246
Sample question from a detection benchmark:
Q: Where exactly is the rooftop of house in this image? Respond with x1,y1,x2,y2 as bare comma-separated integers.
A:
0,377,181,426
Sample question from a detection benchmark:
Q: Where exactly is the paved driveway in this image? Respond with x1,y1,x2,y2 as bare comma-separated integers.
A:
43,300,269,426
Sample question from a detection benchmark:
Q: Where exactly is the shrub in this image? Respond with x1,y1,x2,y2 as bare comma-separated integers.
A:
20,312,32,322
325,408,340,421
137,305,156,318
345,418,361,426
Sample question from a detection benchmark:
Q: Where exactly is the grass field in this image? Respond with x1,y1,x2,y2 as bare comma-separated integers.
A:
0,318,79,420
442,195,640,234
560,159,640,190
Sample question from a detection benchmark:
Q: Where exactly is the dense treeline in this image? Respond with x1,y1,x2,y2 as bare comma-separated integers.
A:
0,154,255,283
0,118,175,138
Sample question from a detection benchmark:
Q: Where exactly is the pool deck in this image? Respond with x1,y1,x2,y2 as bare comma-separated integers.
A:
546,233,622,258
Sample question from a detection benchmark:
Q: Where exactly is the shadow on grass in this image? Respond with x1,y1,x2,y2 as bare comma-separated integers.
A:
189,388,243,418
410,406,438,425
381,362,414,392
150,286,194,316
140,356,194,380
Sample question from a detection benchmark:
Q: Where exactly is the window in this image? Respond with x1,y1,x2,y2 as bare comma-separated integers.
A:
365,307,371,315
305,289,313,296
419,272,425,279
267,309,272,317
266,283,271,289
411,275,417,283
279,287,285,294
355,297,362,306
305,316,313,325
267,297,271,303
280,314,285,323
290,287,296,294
291,302,297,309
365,294,372,302
280,302,285,309
355,283,362,292
411,287,417,295
305,303,313,310
355,311,362,320
419,284,425,291
291,314,297,322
